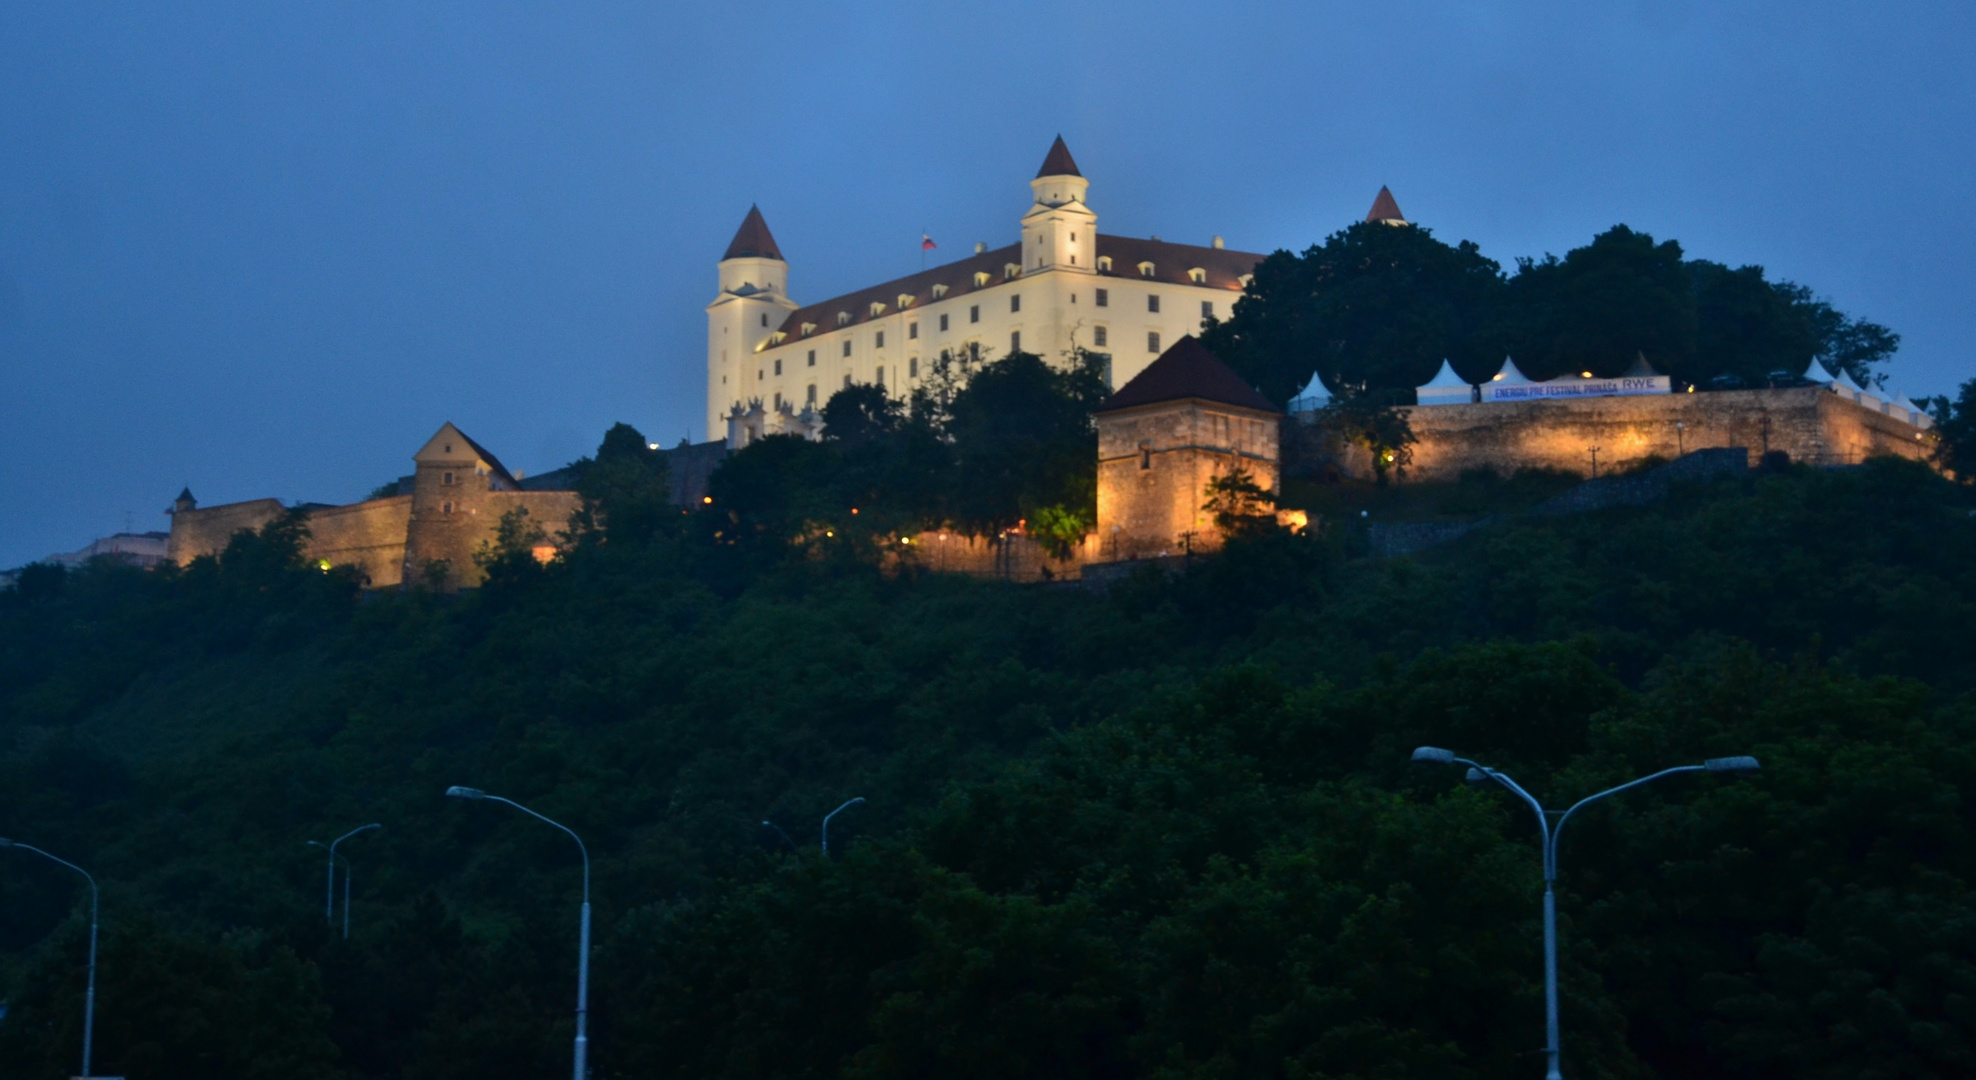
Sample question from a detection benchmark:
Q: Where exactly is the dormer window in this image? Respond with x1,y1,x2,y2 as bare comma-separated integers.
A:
932,284,949,298
1237,274,1254,289
869,301,887,317
974,271,991,287
837,312,851,327
1098,256,1113,272
1137,262,1155,278
1004,263,1021,279
1188,268,1206,284
772,331,787,344
801,322,817,336
897,293,915,308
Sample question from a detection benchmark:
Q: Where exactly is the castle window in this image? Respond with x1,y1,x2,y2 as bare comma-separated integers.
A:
1137,262,1155,277
808,349,816,366
1237,274,1254,289
909,321,918,339
442,501,454,514
1010,294,1021,313
807,383,817,403
877,366,885,386
932,284,949,298
1095,288,1108,307
1070,255,1075,265
970,305,979,324
774,392,783,409
1148,331,1161,353
761,313,768,326
774,359,782,375
1098,256,1112,272
1093,325,1107,348
1139,442,1151,470
442,471,455,486
1188,268,1206,284
876,330,885,348
837,312,850,326
843,340,852,357
909,356,919,378
974,271,990,287
843,373,852,388
1010,331,1021,353
1202,300,1213,318
940,313,950,331
1148,294,1161,313
1070,232,1076,242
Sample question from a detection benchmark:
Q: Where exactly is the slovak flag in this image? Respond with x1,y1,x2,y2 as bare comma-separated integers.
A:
921,233,937,250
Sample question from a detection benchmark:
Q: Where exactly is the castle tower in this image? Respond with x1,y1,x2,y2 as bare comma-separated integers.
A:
1366,186,1408,226
1094,336,1280,558
1020,136,1097,275
707,206,799,436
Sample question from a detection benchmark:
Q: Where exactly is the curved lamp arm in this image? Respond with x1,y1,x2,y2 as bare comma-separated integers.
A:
448,788,589,903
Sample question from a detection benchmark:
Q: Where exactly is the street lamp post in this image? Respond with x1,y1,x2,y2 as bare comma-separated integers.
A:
0,838,101,1079
308,823,380,940
821,797,864,855
447,787,591,1080
1409,747,1760,1080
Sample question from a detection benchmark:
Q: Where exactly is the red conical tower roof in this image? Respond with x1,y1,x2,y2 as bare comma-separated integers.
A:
1096,336,1277,415
1035,135,1082,178
1365,186,1406,224
722,204,784,261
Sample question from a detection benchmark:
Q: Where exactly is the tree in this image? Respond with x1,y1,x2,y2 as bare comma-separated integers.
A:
1503,225,1697,382
1926,378,1976,481
821,384,905,447
1201,467,1277,538
1203,221,1506,404
1314,394,1416,486
1689,260,1820,385
570,422,673,545
944,350,1109,534
1777,282,1902,387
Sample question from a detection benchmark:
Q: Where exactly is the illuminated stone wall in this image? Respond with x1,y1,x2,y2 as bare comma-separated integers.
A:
1387,387,1933,482
166,498,287,566
303,496,413,587
1096,399,1280,559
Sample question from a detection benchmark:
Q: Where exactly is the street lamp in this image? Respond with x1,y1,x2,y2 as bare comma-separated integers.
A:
0,838,101,1079
821,797,864,855
1410,747,1760,1080
447,786,591,1080
307,823,380,940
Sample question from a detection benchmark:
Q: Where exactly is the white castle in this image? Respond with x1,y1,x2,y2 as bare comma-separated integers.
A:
706,137,1271,445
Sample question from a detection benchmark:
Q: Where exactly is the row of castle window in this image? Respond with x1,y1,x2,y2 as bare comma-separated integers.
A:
771,291,1214,346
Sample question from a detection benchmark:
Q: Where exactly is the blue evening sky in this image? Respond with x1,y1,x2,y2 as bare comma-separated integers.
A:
2,2,1971,566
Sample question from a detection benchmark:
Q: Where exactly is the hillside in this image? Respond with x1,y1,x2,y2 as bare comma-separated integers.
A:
1,458,1973,1080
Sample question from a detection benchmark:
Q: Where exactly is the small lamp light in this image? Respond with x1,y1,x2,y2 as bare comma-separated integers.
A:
1411,746,1456,764
1704,756,1761,773
445,786,487,799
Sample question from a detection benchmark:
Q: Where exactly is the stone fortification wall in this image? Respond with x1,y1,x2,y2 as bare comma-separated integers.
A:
898,530,1100,584
303,496,413,587
1389,387,1931,483
1096,401,1279,559
167,498,288,566
403,490,580,589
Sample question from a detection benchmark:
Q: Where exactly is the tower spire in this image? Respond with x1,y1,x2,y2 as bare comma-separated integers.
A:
1036,135,1082,179
722,205,784,261
1365,186,1407,226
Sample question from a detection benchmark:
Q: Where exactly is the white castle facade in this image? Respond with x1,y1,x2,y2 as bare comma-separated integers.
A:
706,137,1270,444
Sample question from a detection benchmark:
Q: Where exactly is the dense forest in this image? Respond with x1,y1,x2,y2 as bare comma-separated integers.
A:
4,430,1976,1079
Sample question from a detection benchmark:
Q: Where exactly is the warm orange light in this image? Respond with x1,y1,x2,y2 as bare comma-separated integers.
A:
702,495,713,504
1580,371,1593,378
530,544,557,565
851,507,859,514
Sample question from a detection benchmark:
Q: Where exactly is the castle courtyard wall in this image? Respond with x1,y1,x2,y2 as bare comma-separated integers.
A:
1387,387,1932,483
302,496,413,587
167,498,288,566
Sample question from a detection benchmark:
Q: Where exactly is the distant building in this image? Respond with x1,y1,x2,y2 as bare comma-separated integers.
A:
44,530,172,570
707,137,1268,445
168,423,580,590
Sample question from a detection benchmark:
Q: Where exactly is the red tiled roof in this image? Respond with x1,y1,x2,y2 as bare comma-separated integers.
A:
1036,135,1082,178
1366,186,1405,223
723,205,784,261
765,236,1265,344
1095,336,1277,415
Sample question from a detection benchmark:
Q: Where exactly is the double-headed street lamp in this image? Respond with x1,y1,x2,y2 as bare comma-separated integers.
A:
307,823,381,940
0,838,101,1080
447,787,591,1080
1410,747,1761,1080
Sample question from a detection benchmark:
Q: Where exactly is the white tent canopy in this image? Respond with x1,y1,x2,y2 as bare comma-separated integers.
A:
1415,359,1473,405
1288,370,1332,411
